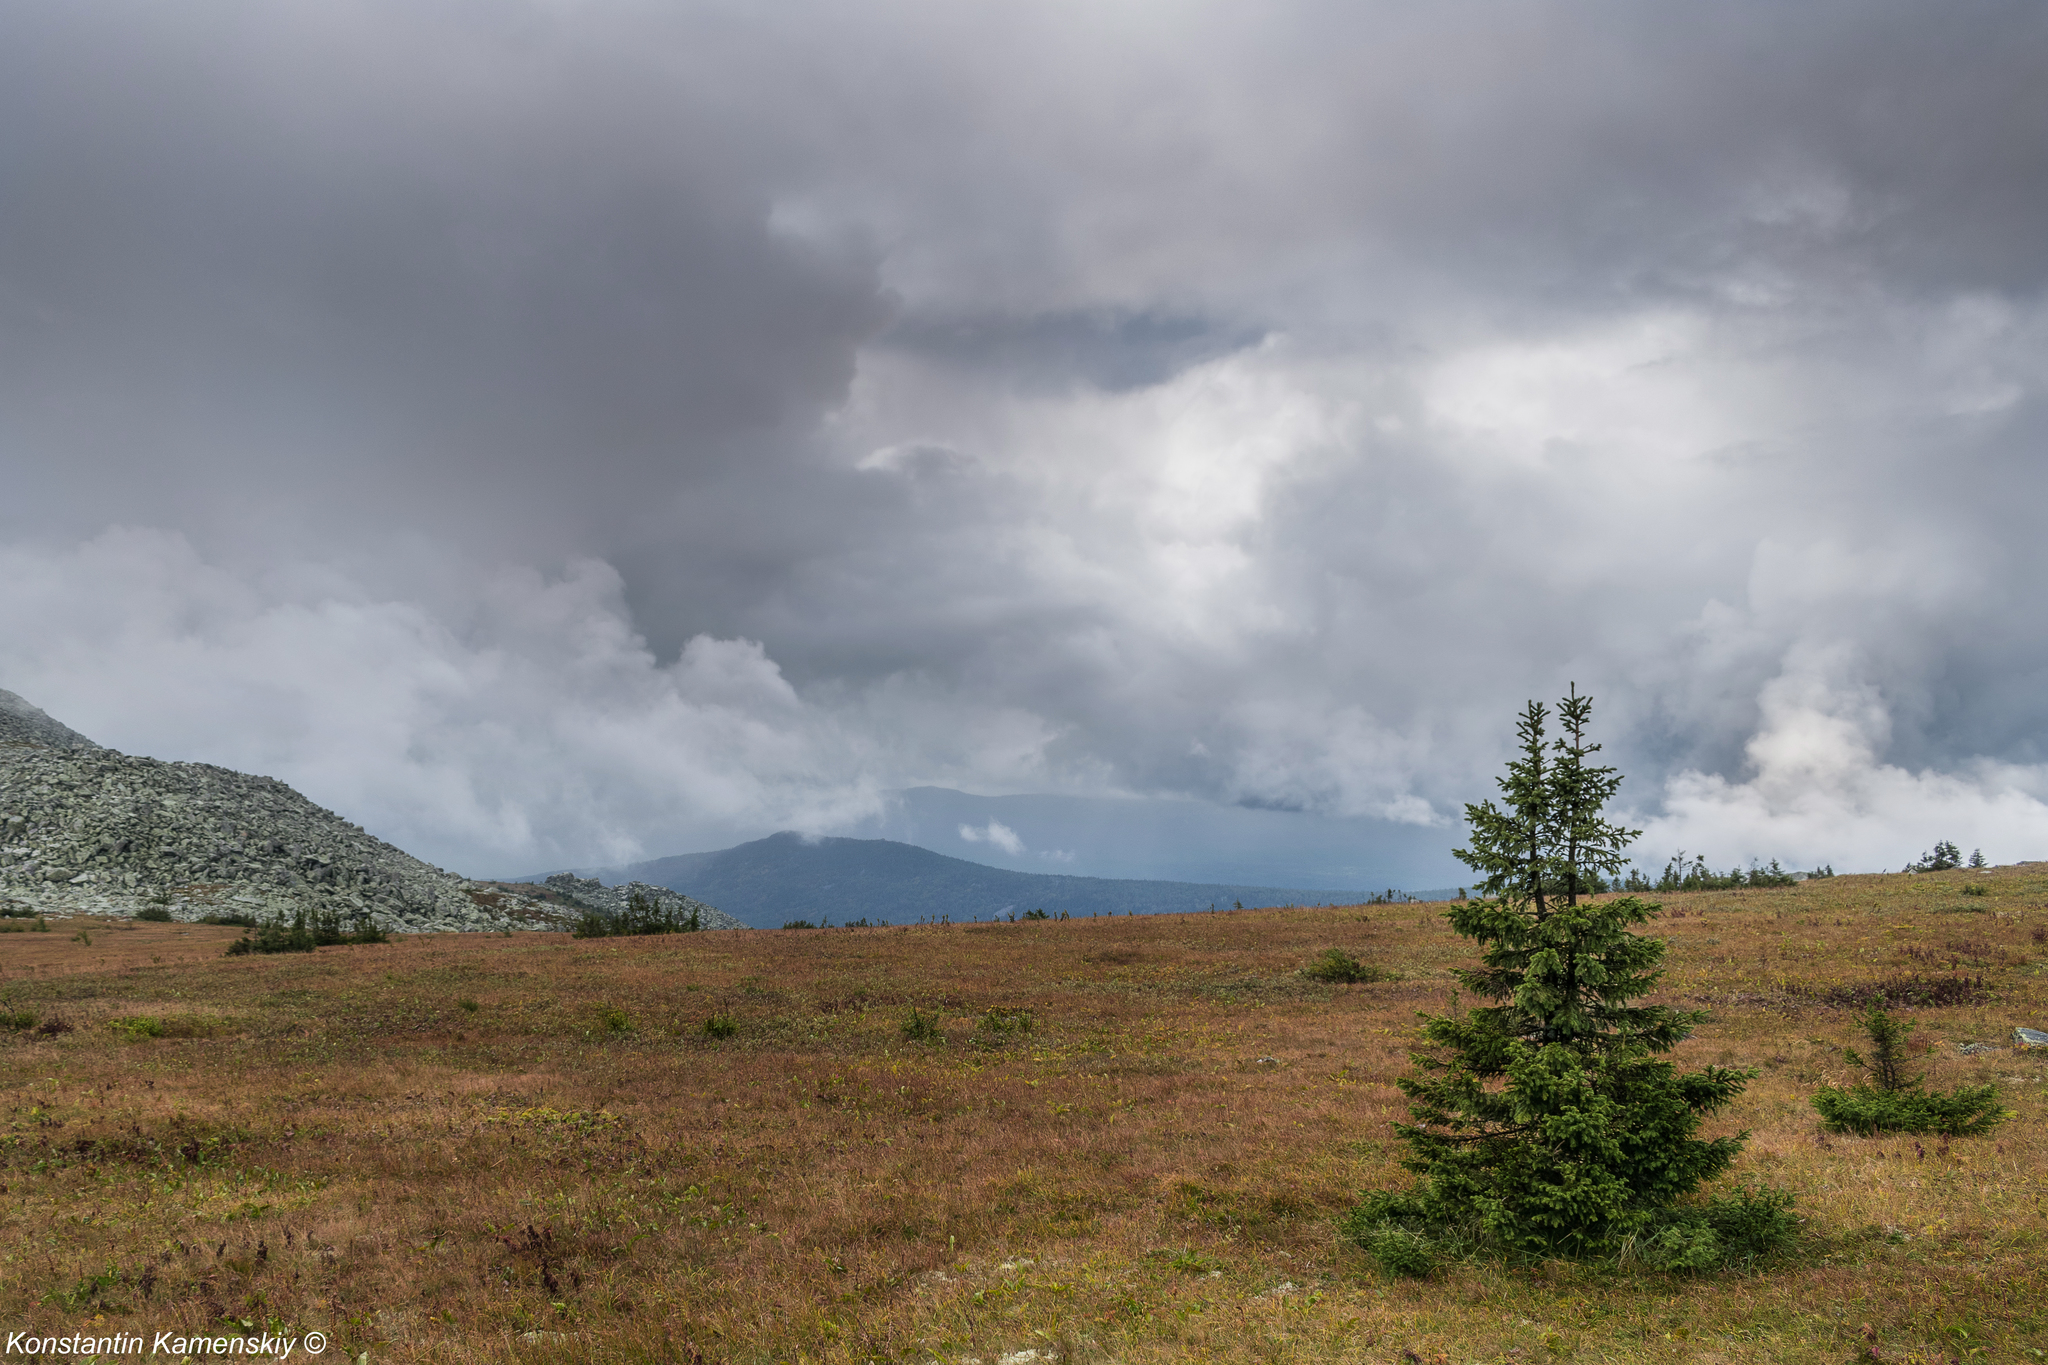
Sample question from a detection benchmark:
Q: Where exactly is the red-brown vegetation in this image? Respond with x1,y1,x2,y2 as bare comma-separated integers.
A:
1,865,2044,1361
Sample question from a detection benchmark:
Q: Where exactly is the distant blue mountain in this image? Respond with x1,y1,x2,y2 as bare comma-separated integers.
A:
544,831,1389,929
844,786,1460,889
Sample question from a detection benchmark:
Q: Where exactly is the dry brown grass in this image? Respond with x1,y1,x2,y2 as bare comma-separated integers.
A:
3,866,2046,1363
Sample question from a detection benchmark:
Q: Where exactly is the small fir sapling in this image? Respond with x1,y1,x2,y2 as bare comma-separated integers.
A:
1811,1005,2005,1137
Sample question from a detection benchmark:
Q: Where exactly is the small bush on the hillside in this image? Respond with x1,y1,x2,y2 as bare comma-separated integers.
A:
0,905,39,918
107,1015,167,1039
597,1005,634,1035
1301,949,1389,984
702,1013,738,1040
1344,1182,1797,1277
1961,883,1990,898
572,889,700,939
225,907,387,956
1626,1185,1802,1272
134,906,174,922
1,1008,37,1031
1022,908,1050,921
197,911,260,928
972,1007,1034,1050
71,927,91,945
1813,1085,2006,1137
332,915,390,945
902,1007,944,1044
1149,1247,1223,1275
1812,1004,2006,1137
781,919,817,930
457,997,481,1014
226,921,311,955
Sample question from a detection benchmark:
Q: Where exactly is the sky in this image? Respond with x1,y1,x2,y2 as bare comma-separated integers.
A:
3,1,2046,885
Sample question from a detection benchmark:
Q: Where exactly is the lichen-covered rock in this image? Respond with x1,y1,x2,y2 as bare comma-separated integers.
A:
539,873,742,932
0,695,566,933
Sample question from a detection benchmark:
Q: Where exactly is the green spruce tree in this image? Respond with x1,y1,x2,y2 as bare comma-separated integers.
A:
1344,687,1793,1274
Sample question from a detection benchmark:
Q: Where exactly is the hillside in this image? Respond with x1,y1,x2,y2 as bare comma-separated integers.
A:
0,689,557,932
581,831,1375,927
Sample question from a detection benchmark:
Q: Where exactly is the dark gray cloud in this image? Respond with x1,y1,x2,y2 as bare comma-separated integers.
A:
880,311,1268,393
3,1,2046,878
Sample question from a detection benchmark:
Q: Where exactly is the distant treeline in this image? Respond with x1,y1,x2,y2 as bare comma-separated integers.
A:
1609,851,1830,893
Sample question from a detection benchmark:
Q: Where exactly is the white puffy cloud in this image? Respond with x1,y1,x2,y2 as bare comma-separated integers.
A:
0,529,912,873
957,820,1025,856
1639,642,2048,873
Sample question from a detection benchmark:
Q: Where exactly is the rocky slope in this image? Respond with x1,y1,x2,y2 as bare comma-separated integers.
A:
0,691,604,933
0,689,99,751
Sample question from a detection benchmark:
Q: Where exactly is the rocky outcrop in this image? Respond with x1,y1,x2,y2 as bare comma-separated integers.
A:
0,693,575,932
0,689,99,752
539,873,743,932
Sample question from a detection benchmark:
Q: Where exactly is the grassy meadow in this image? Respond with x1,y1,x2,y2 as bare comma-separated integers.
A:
2,866,2046,1363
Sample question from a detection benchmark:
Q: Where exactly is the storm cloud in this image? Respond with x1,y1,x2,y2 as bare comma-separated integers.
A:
3,1,2045,879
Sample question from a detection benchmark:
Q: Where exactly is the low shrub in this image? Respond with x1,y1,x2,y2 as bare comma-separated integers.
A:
1811,1004,2007,1136
901,1007,944,1044
572,889,701,938
457,997,481,1013
1149,1247,1223,1275
1300,949,1389,984
1343,1183,1798,1277
1,1007,37,1031
224,907,388,956
702,1013,738,1040
133,906,175,922
106,1015,167,1039
781,920,818,930
1812,1083,2006,1137
597,1005,635,1035
972,1007,1034,1049
1961,883,1990,898
197,911,259,928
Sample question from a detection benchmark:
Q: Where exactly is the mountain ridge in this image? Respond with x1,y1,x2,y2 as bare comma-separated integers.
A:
543,831,1387,928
